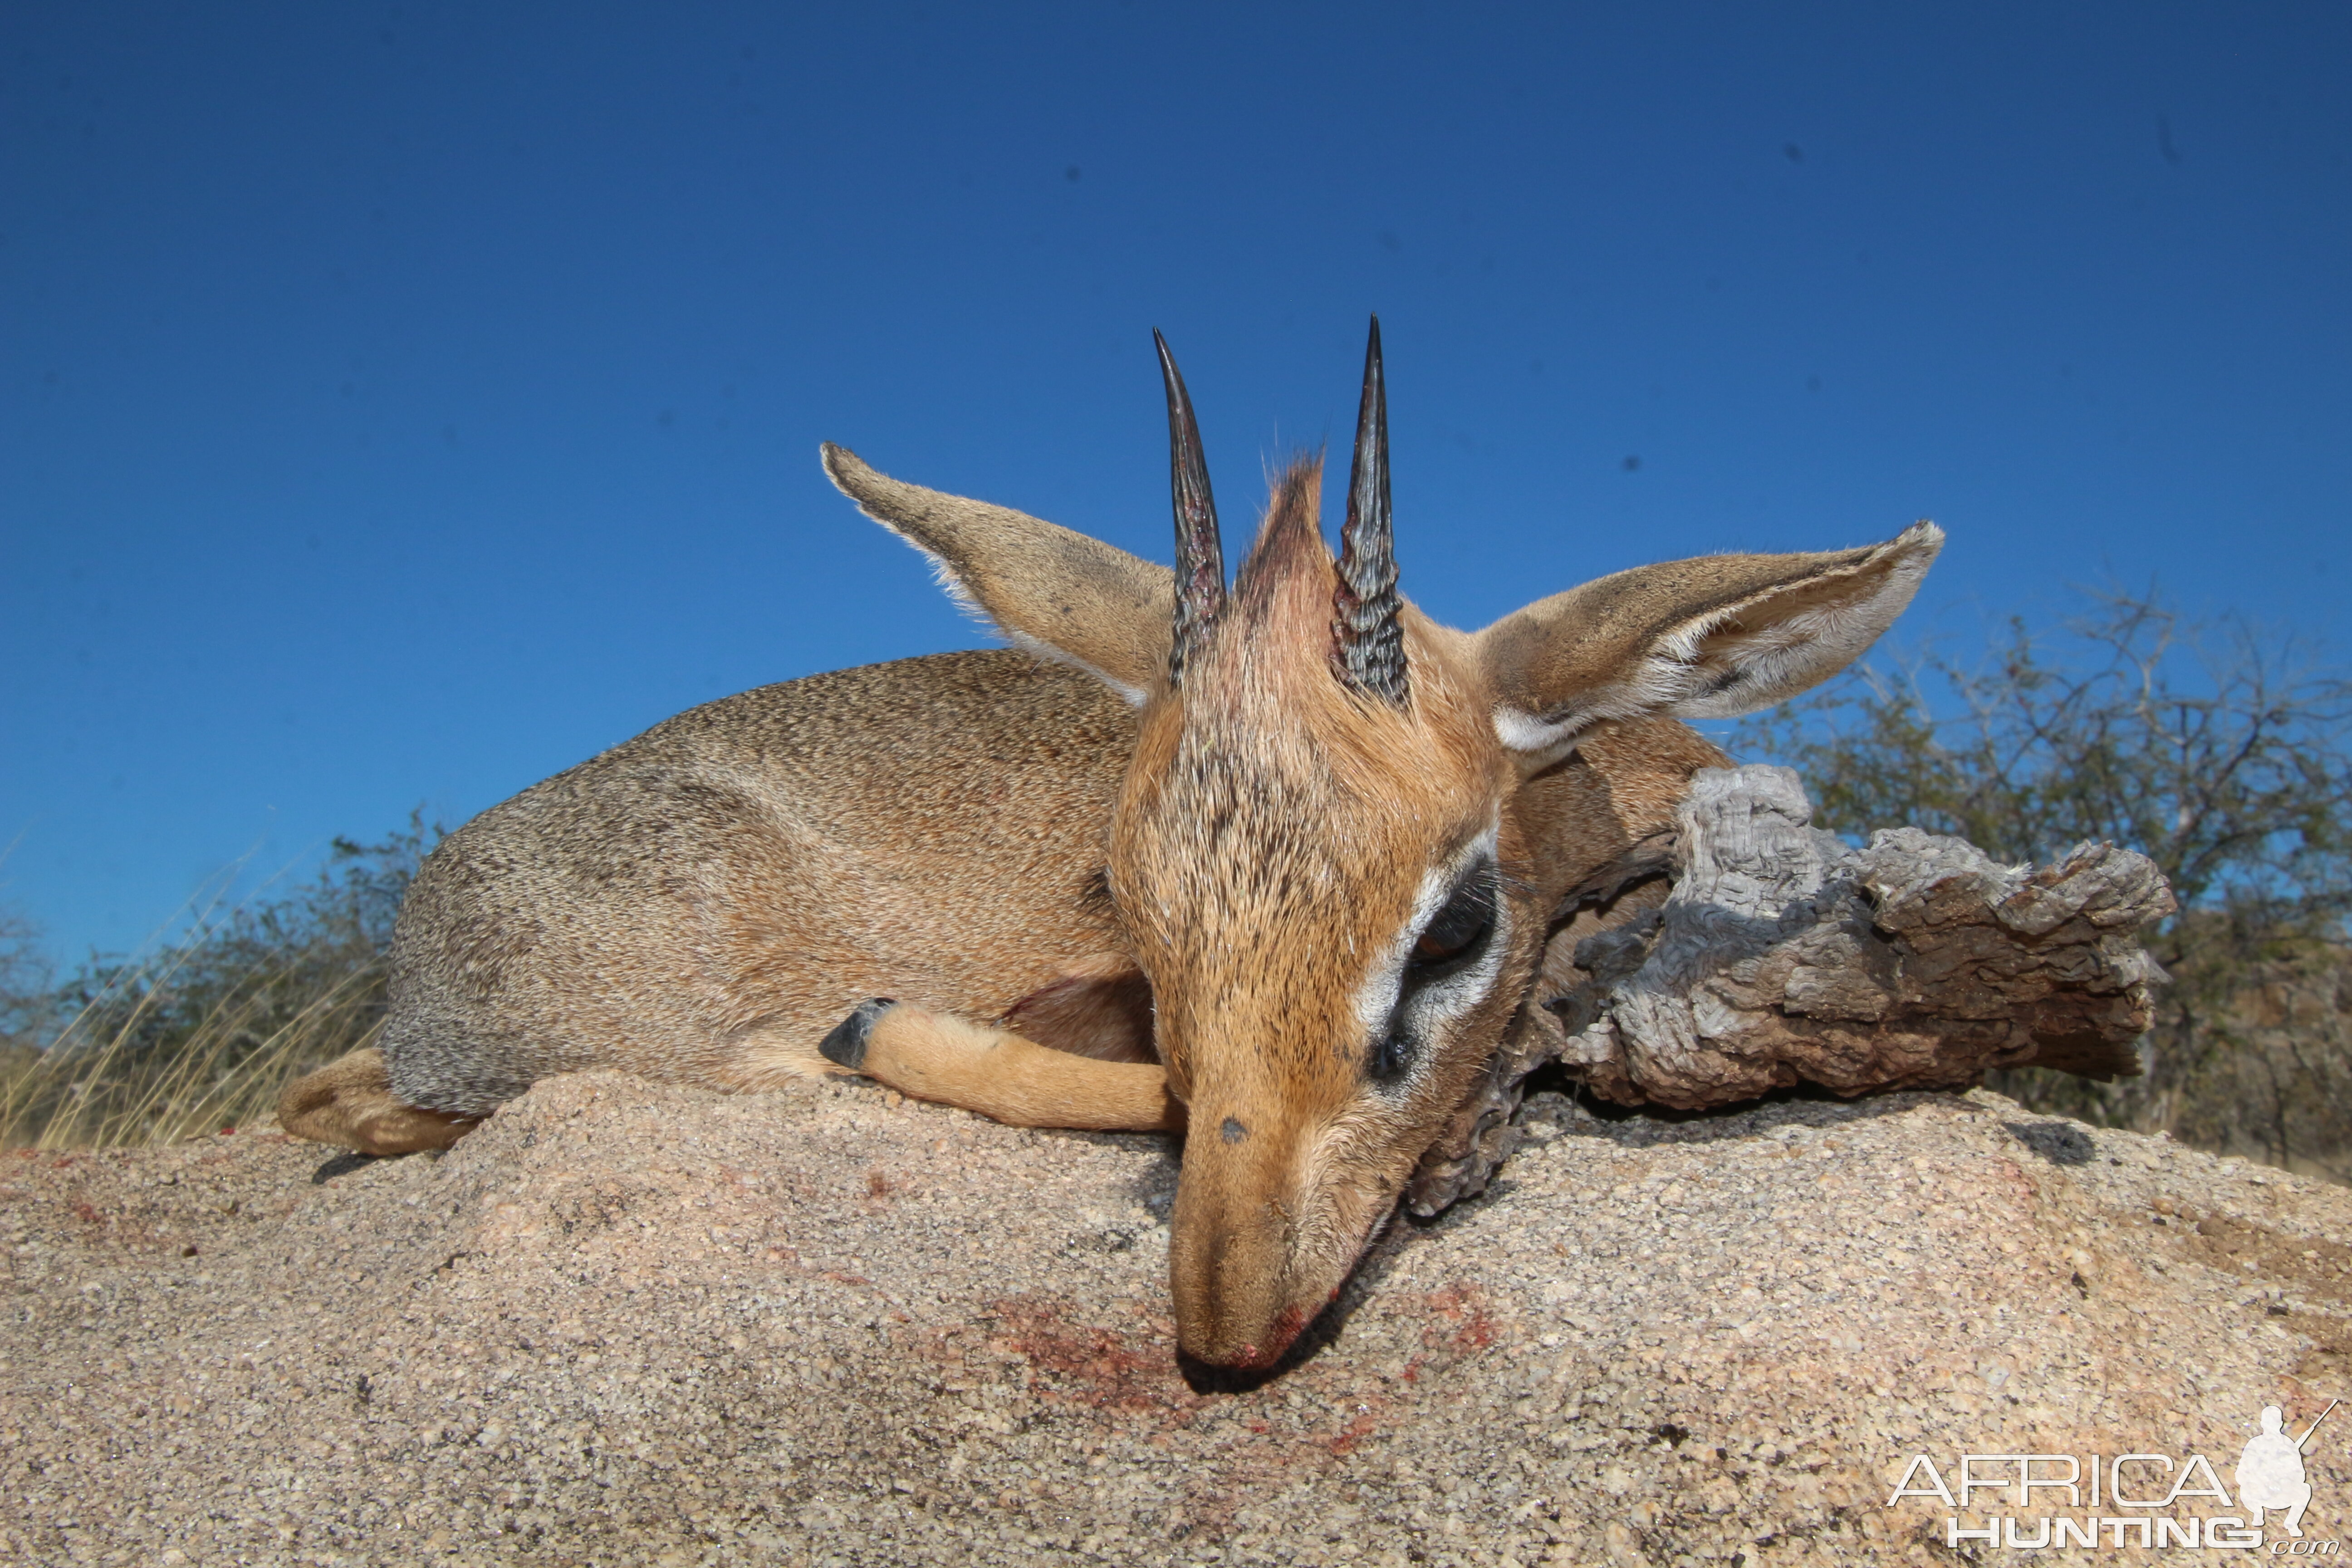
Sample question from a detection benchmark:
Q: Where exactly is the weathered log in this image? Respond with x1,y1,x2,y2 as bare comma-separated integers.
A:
1404,764,2175,1214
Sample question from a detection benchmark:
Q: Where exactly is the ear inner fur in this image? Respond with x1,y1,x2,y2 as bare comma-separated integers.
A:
821,442,1174,701
1477,522,1942,760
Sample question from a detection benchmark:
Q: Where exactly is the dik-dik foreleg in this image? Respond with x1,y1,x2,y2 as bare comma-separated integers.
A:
277,1047,482,1155
820,1000,1185,1132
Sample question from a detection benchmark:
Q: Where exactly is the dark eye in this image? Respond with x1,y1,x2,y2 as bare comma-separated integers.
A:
1410,878,1496,971
1369,868,1500,1085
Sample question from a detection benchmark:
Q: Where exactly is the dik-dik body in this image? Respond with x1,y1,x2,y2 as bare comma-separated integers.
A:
283,321,1939,1368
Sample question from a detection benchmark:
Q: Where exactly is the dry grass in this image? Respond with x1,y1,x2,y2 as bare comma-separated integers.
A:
0,822,426,1151
0,954,385,1150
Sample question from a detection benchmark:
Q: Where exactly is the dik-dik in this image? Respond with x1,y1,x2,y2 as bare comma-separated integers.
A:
282,320,1940,1369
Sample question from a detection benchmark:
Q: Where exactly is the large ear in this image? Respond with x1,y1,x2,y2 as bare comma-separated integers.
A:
1475,522,1943,764
822,443,1173,703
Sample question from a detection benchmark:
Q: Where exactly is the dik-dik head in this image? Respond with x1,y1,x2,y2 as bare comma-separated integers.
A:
824,320,1940,1367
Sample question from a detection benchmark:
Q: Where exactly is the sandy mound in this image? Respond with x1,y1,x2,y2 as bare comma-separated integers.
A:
4,1072,2347,1565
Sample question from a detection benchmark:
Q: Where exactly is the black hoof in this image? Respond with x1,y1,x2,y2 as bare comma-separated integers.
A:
818,998,897,1071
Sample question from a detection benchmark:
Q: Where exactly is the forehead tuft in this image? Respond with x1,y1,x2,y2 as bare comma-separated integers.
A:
1144,454,1492,786
1229,456,1332,622
1183,456,1344,719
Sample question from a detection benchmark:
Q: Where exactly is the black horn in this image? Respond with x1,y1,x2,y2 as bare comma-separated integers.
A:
1156,329,1225,687
1333,315,1409,705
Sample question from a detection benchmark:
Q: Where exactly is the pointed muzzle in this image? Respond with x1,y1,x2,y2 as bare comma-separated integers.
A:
1168,1120,1321,1368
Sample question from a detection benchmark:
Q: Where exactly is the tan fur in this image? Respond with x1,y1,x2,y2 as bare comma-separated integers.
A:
1476,520,1941,765
279,408,1936,1369
1090,467,1504,1360
275,1048,477,1155
856,1006,1182,1131
822,445,1173,701
997,955,1158,1063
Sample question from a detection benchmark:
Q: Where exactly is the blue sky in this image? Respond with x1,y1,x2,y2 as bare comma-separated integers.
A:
4,3,2348,964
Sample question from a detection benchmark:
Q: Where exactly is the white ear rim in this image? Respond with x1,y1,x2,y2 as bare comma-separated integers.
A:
1666,521,1940,719
1003,629,1149,708
1491,521,1942,762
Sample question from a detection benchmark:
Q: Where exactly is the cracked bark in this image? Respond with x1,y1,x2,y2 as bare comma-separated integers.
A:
1406,764,2175,1215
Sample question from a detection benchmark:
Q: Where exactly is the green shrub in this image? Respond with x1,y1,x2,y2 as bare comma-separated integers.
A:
1732,590,2352,1181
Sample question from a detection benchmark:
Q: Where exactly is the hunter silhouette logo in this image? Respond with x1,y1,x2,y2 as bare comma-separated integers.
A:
1884,1397,2339,1551
2240,1401,2332,1539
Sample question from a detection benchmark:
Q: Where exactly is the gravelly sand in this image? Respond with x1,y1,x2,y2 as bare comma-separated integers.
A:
3,1073,2347,1566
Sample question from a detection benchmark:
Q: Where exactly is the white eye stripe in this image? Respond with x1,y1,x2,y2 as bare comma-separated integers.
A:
1397,898,1511,1032
1350,824,1506,1049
